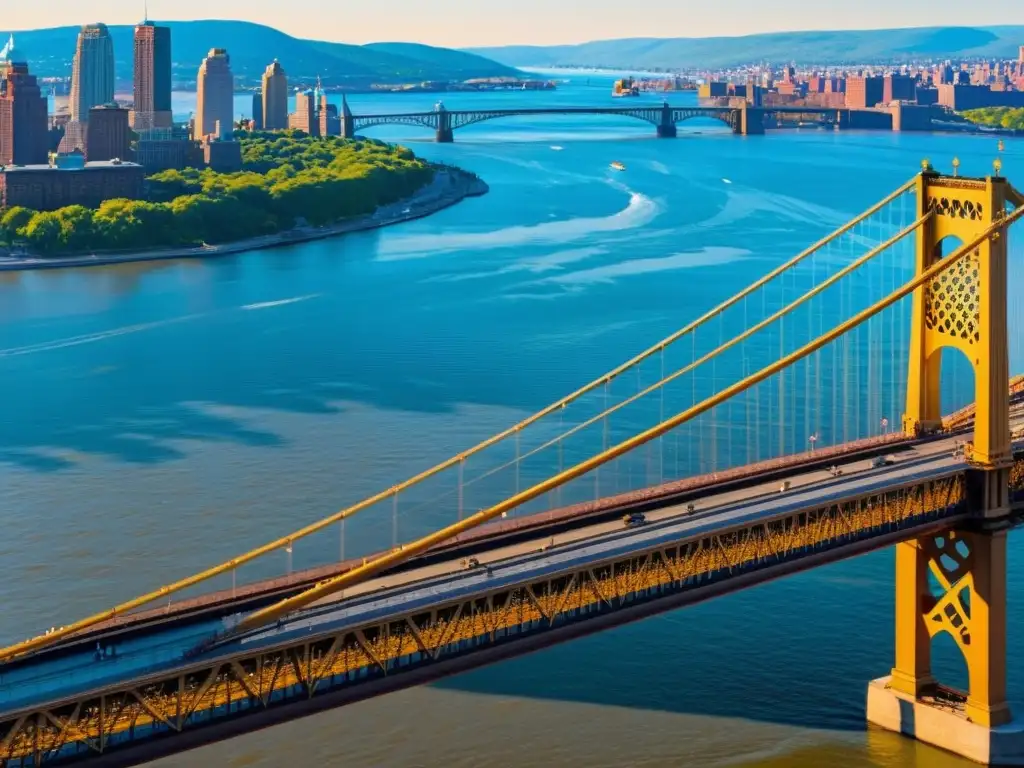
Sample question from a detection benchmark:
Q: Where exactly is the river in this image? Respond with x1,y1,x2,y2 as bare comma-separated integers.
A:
6,73,1024,767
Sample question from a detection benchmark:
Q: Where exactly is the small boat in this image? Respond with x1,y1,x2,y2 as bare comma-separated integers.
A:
610,161,626,171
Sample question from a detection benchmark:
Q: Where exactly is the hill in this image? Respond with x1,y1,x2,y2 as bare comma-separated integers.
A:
466,26,1024,70
4,20,520,88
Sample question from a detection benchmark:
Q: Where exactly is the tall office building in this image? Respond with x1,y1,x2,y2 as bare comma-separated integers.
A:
262,60,288,130
132,21,172,130
70,24,115,122
251,92,263,130
195,48,234,140
0,43,48,166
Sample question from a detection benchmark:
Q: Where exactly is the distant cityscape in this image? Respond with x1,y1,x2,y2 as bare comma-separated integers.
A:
686,49,1024,113
3,18,1024,216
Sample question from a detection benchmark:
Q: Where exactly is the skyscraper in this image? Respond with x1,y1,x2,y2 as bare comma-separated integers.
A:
195,49,234,140
262,60,288,130
132,21,172,130
70,24,115,123
251,92,263,130
0,43,49,166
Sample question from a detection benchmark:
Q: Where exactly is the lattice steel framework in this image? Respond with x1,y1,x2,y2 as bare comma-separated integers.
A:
889,168,1021,729
0,473,972,767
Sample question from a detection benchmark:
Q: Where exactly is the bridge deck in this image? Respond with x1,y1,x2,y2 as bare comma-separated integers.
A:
2,424,1012,719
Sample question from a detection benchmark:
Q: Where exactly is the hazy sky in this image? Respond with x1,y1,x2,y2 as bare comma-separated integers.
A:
5,0,1024,48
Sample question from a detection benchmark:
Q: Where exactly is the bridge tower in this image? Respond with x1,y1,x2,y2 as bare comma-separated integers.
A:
341,95,355,139
868,165,1021,765
657,101,677,138
435,102,453,143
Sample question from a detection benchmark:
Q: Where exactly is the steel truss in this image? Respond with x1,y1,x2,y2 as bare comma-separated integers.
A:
0,473,971,767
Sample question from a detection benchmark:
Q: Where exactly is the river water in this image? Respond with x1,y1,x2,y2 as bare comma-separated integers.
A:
5,74,1024,767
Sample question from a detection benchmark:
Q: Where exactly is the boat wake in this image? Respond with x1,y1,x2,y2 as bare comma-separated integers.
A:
241,294,321,311
0,315,204,358
377,191,660,260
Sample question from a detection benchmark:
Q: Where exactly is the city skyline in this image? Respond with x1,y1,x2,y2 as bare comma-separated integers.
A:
5,1,1024,48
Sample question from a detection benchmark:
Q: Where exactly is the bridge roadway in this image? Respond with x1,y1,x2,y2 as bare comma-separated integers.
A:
3,421,1020,724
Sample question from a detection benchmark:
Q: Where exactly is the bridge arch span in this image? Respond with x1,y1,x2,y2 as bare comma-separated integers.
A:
449,108,667,131
670,109,738,130
351,114,439,134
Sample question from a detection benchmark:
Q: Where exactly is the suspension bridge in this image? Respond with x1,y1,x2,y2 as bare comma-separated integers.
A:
3,163,1024,767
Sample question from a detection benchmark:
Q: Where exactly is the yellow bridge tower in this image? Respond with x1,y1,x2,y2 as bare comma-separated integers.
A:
868,163,1024,764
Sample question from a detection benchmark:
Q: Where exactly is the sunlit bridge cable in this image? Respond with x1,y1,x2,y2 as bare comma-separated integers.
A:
0,177,921,666
379,211,932,525
222,203,1023,642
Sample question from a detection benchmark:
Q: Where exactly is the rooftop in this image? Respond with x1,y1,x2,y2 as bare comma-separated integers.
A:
1,160,144,172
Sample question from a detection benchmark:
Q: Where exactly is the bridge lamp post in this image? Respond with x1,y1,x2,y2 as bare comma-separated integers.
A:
881,417,889,435
952,157,960,177
809,434,817,453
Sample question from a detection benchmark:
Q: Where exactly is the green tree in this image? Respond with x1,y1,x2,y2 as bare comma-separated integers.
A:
1,206,36,243
4,133,439,255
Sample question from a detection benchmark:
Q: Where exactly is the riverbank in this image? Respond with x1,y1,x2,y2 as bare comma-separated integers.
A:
0,169,488,272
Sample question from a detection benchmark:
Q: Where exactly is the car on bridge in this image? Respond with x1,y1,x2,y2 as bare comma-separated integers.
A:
622,512,647,528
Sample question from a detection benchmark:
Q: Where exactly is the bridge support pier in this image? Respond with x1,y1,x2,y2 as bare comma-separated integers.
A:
867,528,1024,765
436,128,454,143
657,124,677,138
734,105,765,136
870,169,1022,764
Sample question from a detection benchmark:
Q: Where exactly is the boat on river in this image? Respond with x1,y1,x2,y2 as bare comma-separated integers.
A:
610,161,626,171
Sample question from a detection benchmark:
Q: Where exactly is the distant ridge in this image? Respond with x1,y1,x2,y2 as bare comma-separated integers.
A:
465,26,1024,70
4,20,520,88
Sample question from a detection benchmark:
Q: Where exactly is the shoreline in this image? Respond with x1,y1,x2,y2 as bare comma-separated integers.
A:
0,169,488,273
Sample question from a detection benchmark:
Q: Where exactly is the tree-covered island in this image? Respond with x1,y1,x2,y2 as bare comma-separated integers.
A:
0,132,469,256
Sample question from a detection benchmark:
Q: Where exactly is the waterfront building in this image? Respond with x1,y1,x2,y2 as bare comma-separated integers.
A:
195,49,234,140
262,60,288,130
70,24,115,123
86,104,132,162
937,83,1024,110
0,158,145,210
131,20,172,130
0,42,49,167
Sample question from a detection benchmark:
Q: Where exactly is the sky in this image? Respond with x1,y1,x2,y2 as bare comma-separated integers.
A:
5,0,1024,48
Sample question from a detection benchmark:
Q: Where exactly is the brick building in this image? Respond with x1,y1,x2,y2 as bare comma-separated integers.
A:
0,61,49,166
845,76,885,108
0,159,145,211
85,104,132,162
